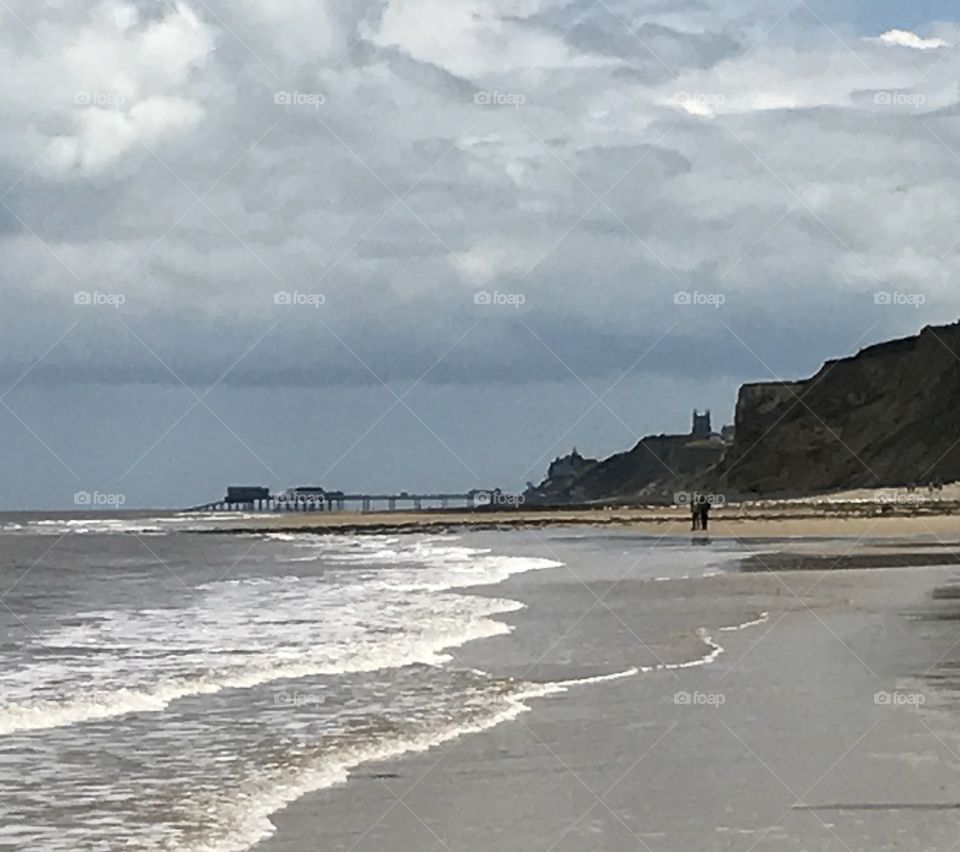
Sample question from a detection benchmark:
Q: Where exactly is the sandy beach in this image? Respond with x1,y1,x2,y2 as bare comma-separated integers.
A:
206,497,960,542
5,513,960,850
250,528,960,851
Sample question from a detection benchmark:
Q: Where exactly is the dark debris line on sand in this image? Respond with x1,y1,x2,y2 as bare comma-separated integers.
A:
794,803,960,811
738,551,960,572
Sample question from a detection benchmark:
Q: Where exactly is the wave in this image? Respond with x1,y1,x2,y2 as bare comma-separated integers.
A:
164,615,755,852
166,668,639,852
5,512,262,536
0,541,561,737
631,611,769,678
553,667,640,687
636,629,724,673
719,611,770,632
0,599,522,737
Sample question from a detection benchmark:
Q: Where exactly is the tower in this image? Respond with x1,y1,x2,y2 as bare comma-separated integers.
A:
692,409,712,439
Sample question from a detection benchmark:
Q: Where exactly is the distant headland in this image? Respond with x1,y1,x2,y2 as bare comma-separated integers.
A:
191,320,960,513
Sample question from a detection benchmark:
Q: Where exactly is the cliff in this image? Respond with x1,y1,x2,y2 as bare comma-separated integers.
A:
714,321,960,496
526,435,725,504
526,449,599,502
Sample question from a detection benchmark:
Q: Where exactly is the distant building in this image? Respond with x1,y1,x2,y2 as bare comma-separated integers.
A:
226,486,270,503
691,409,712,439
720,424,736,443
548,447,592,479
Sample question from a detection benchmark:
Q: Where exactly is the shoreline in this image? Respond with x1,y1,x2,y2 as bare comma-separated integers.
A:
191,503,960,542
252,531,960,852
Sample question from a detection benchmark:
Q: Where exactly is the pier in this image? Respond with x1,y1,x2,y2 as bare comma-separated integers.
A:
189,486,503,513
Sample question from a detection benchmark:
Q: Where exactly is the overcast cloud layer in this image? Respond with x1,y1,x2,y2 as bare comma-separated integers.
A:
3,0,960,507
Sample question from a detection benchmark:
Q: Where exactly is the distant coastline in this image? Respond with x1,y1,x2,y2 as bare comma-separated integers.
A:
194,486,960,543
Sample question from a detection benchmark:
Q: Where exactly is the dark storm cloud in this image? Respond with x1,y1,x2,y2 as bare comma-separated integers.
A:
2,0,960,399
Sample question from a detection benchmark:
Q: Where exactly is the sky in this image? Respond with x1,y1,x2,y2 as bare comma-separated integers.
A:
2,0,960,510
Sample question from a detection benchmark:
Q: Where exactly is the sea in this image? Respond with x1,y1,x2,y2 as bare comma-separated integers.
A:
0,512,754,851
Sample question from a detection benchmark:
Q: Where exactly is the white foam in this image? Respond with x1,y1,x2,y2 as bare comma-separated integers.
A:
0,537,562,736
167,668,639,852
8,512,262,536
553,666,640,687
719,611,769,632
166,684,552,852
637,629,724,673
0,609,519,736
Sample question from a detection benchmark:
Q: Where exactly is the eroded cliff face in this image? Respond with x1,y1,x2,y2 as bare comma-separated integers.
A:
714,322,960,496
526,435,725,504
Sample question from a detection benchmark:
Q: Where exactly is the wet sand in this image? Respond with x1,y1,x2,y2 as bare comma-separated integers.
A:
253,534,960,851
215,504,960,541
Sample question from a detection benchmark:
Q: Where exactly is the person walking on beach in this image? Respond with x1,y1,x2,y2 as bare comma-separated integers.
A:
700,498,711,531
691,498,700,531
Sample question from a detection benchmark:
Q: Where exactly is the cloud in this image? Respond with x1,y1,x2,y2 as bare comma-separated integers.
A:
874,29,951,50
2,0,960,395
0,1,215,176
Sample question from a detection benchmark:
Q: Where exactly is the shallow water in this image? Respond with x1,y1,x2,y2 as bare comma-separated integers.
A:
0,515,751,851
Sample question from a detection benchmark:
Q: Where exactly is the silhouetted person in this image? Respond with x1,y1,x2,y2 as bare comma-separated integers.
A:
695,498,711,531
691,499,700,530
